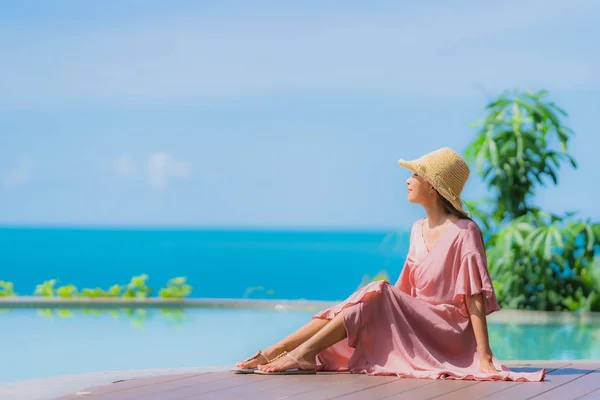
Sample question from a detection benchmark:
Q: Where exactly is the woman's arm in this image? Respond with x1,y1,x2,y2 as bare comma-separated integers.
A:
465,293,499,374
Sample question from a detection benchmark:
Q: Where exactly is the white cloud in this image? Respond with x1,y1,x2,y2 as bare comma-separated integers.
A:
111,153,193,189
166,156,192,179
3,158,34,188
147,153,169,188
147,153,192,189
113,155,137,178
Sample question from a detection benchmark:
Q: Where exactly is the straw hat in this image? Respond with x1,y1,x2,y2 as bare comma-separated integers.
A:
398,147,470,214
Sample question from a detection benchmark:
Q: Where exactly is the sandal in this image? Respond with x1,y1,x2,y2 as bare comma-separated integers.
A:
254,351,317,375
232,350,272,374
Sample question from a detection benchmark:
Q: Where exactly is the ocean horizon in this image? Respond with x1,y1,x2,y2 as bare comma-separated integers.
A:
0,226,410,301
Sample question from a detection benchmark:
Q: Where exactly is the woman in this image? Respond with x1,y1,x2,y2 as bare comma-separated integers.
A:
234,147,545,381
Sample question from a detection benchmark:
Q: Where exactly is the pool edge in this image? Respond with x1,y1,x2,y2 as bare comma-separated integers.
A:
2,297,600,324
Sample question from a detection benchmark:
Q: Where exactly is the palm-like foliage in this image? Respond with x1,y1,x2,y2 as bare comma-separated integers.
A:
465,89,599,311
489,211,600,311
465,90,577,222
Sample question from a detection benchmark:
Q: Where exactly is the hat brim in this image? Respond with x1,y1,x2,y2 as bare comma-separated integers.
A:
398,159,413,169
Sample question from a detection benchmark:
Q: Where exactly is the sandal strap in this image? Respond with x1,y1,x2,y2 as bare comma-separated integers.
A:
243,350,269,364
258,350,271,364
260,351,314,372
267,351,288,364
284,352,313,370
285,352,299,364
284,353,302,368
270,351,310,370
245,350,291,366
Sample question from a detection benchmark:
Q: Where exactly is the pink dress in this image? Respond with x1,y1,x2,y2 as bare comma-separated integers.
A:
313,218,545,382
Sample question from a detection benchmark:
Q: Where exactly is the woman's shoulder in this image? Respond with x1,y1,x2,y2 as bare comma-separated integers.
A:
454,219,485,250
455,218,480,232
409,217,478,232
405,218,423,242
409,217,425,232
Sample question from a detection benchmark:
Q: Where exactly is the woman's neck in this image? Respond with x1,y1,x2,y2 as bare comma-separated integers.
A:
422,200,451,227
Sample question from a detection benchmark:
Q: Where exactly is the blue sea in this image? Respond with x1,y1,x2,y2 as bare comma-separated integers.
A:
0,227,410,300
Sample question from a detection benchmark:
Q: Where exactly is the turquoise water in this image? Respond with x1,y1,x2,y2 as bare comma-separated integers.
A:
3,227,599,384
0,227,408,300
1,308,600,384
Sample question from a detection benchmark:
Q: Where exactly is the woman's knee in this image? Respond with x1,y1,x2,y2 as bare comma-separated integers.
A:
362,283,388,304
364,280,389,295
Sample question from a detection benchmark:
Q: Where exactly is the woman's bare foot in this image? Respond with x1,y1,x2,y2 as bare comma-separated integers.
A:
256,348,317,373
235,345,285,369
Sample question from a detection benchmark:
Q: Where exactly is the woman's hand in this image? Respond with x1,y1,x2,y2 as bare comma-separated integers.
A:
478,352,499,374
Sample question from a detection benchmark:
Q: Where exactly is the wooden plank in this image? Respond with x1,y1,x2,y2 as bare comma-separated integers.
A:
196,373,356,400
88,372,238,399
191,374,296,400
432,363,571,400
533,369,600,400
435,381,520,400
224,374,356,399
578,387,600,399
288,374,399,400
385,380,479,400
52,362,600,400
54,373,208,399
119,373,274,400
335,377,435,399
483,364,598,400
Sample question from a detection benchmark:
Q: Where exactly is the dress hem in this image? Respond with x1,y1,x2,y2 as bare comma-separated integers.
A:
352,367,547,382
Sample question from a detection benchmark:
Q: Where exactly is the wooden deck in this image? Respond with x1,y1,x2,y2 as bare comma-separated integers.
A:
55,362,600,400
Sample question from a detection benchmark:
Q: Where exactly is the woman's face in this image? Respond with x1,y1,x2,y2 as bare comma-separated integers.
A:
405,173,433,205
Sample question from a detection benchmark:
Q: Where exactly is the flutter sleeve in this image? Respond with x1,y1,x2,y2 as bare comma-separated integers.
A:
452,223,501,317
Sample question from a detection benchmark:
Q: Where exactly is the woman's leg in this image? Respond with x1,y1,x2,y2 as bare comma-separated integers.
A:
236,318,329,368
257,312,347,372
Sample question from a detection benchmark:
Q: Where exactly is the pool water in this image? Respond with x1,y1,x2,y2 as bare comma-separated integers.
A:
1,308,599,384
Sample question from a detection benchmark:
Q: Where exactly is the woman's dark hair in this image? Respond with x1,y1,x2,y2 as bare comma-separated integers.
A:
438,193,471,221
437,191,486,247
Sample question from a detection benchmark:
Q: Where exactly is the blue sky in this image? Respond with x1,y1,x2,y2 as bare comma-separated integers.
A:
0,0,598,229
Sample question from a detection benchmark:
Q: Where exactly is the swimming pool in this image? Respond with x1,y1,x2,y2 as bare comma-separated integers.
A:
1,307,599,384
